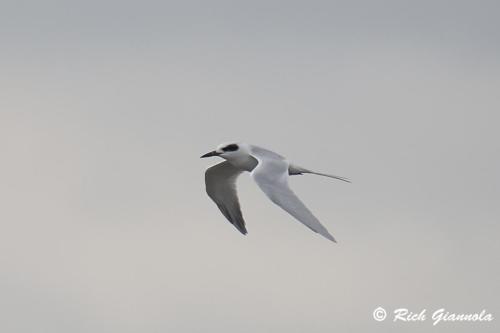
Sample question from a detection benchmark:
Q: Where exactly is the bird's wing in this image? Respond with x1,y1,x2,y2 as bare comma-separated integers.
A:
205,161,247,234
249,147,336,242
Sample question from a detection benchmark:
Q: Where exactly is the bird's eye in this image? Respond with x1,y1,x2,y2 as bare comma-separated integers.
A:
222,144,239,152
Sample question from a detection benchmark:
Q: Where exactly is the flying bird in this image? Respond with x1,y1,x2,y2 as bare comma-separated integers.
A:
201,143,349,242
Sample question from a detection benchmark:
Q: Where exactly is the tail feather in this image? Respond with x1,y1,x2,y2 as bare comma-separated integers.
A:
309,171,351,183
288,164,351,183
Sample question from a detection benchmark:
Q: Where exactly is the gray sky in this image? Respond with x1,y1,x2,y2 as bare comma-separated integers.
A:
1,1,499,332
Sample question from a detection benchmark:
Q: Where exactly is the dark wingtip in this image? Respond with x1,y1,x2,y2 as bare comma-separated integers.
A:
238,226,248,235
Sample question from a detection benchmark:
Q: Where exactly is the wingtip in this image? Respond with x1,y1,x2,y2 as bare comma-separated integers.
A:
324,232,337,243
238,226,248,235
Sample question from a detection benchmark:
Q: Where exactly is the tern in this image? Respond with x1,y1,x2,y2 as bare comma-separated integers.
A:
201,143,349,242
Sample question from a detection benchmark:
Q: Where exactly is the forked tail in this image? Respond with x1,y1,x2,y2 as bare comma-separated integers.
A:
288,164,351,183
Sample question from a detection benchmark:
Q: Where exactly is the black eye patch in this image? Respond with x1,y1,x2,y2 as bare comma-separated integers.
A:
222,144,239,152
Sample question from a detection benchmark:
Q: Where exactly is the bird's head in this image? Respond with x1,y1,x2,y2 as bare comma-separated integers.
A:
200,142,249,160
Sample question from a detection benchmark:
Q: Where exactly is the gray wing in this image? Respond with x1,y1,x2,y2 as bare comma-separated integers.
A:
250,148,336,242
205,161,247,235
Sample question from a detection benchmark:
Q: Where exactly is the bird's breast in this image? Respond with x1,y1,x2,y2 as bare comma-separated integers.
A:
227,156,259,172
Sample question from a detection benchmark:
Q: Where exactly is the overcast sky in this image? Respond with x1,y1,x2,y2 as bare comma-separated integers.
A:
1,1,499,332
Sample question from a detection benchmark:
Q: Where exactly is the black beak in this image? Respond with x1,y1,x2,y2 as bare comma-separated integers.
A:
200,150,220,158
